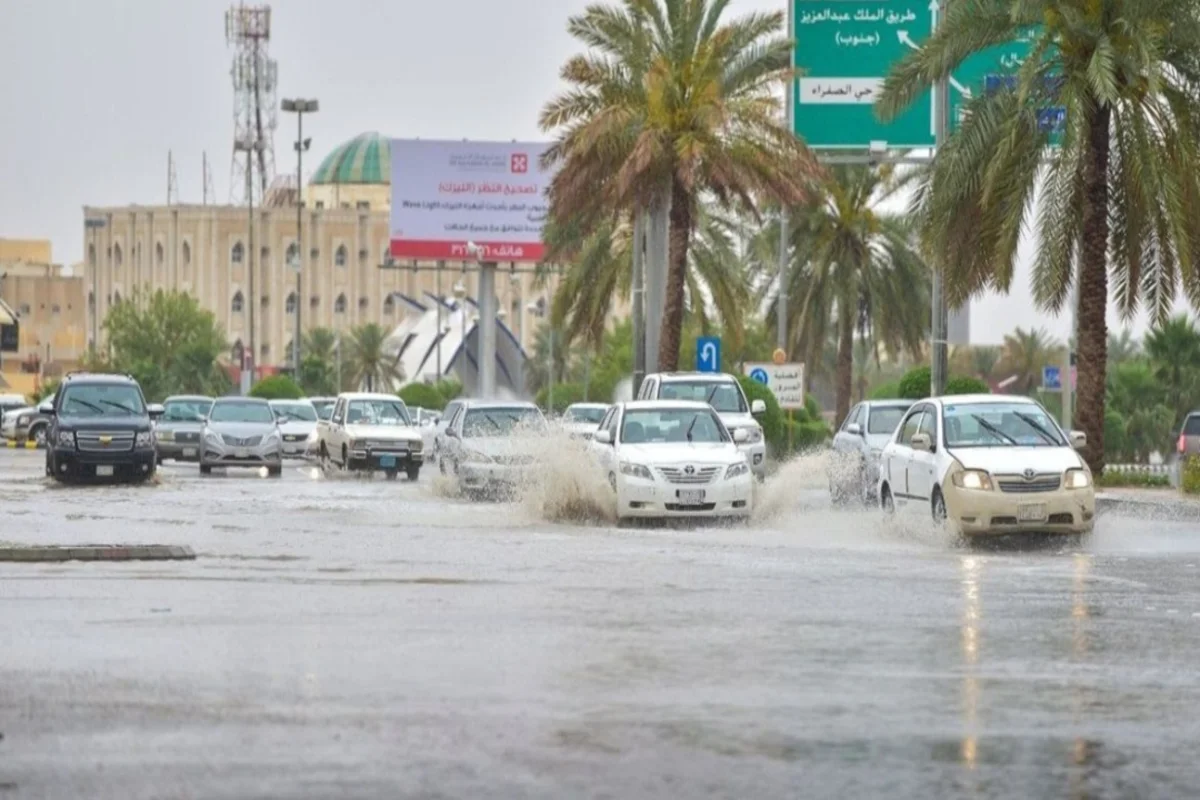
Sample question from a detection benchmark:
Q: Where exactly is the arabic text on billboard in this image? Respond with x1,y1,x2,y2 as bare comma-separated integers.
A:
389,139,553,262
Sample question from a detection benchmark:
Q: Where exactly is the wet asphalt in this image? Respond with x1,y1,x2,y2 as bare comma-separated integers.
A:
3,448,1200,799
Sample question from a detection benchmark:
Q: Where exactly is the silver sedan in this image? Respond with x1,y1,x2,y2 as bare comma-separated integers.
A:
199,398,283,476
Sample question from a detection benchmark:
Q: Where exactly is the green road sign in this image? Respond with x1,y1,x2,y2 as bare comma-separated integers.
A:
793,1,1042,149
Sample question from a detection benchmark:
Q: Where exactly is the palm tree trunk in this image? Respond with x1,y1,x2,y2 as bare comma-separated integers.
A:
835,306,854,424
658,179,692,371
1075,104,1111,474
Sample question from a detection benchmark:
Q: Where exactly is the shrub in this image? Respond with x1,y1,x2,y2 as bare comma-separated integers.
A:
1097,469,1171,488
398,382,446,411
869,381,901,400
248,374,303,400
736,375,830,457
434,378,463,402
1182,456,1200,496
945,375,990,395
898,366,990,400
536,382,586,414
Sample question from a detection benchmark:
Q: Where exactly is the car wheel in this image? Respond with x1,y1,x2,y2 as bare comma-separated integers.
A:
931,488,948,523
199,464,212,475
385,470,398,480
406,465,420,481
267,465,282,477
32,425,47,448
880,484,895,514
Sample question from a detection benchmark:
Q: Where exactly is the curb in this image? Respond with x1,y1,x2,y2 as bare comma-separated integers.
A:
1096,494,1200,520
4,440,39,450
0,545,196,562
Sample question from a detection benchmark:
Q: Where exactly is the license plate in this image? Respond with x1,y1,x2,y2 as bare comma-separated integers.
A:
96,465,114,477
182,447,196,457
379,455,396,468
1018,503,1046,522
677,489,706,506
235,447,249,458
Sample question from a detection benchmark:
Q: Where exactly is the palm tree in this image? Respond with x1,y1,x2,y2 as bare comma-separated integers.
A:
540,0,821,371
345,323,403,392
1144,314,1200,420
969,346,1002,382
750,164,930,423
877,0,1200,473
999,327,1061,394
1108,329,1140,366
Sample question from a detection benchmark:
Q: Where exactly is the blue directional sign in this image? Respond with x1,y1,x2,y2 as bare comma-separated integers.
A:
697,336,722,373
1042,365,1061,391
749,367,770,385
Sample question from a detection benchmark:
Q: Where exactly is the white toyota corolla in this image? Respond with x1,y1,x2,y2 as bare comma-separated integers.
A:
876,394,1096,538
588,400,753,522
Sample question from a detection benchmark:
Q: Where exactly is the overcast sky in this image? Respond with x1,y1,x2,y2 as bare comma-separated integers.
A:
0,0,1183,346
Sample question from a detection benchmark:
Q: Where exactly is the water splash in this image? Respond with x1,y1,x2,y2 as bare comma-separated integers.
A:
516,426,616,525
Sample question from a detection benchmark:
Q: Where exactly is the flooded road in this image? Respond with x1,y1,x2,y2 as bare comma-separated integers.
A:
3,447,1200,798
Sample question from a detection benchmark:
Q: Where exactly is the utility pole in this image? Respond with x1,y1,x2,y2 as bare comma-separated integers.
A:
778,0,794,353
281,98,318,378
632,212,645,395
929,0,950,397
1064,275,1078,431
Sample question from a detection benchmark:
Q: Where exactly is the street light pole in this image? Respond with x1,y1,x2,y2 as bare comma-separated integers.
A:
929,1,949,398
281,98,318,379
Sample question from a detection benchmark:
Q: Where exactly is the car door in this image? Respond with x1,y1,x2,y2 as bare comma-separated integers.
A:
590,407,620,474
906,406,939,503
442,405,466,465
328,398,348,461
886,406,925,509
436,400,462,455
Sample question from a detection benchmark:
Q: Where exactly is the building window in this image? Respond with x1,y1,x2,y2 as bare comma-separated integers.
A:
113,243,123,268
155,241,164,268
383,295,395,314
335,245,347,268
310,295,320,309
231,291,245,313
285,242,299,267
358,296,368,311
356,201,370,210
334,294,347,314
113,291,123,305
18,303,30,316
88,244,96,267
261,294,270,308
286,292,297,314
261,246,270,262
315,201,325,210
52,305,61,315
182,240,192,267
260,343,270,359
231,242,244,264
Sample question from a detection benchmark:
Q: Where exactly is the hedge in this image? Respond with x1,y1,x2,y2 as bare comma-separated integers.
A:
248,374,304,400
1182,456,1200,496
736,375,830,457
398,382,446,411
536,382,587,414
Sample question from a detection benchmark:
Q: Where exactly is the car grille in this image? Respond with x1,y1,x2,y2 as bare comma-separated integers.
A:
657,465,720,485
222,434,262,447
174,431,200,443
493,454,533,466
76,431,135,452
997,474,1062,493
283,434,306,442
366,440,407,449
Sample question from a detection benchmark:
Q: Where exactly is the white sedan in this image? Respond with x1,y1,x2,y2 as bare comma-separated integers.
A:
588,400,753,522
876,394,1095,538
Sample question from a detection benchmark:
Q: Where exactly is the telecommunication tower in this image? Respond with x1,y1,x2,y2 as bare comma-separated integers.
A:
225,3,278,205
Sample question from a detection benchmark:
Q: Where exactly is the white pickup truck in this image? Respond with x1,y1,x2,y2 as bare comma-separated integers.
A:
315,392,425,480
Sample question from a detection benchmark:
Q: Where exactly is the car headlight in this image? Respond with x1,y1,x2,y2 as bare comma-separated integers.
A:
135,431,154,448
1065,468,1092,489
952,469,993,490
17,414,30,426
725,461,749,479
265,429,282,443
619,461,653,480
463,448,494,464
306,429,318,443
56,430,75,447
743,426,763,444
204,430,222,445
157,429,175,442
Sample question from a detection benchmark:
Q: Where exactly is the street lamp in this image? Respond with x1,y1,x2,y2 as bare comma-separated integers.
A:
281,98,318,377
528,300,553,411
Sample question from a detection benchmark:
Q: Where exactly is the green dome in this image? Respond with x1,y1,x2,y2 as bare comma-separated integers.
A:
309,132,390,185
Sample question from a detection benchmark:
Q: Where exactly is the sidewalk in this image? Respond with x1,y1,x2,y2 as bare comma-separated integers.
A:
1096,487,1200,519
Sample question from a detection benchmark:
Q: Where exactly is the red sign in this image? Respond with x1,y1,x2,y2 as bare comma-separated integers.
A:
390,240,544,261
510,153,528,173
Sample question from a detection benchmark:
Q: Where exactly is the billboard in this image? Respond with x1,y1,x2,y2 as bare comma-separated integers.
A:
389,139,554,262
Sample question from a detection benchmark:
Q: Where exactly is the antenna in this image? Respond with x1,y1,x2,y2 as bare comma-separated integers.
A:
167,150,179,205
202,151,215,205
225,3,278,205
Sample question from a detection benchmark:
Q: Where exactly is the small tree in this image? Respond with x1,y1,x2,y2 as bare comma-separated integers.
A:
249,374,304,400
398,382,446,411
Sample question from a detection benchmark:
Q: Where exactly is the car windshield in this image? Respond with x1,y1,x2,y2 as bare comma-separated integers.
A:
868,406,908,435
346,399,411,426
1184,415,1200,436
271,402,317,422
59,384,145,417
463,407,546,437
310,400,335,420
564,406,607,423
209,401,275,424
658,381,747,413
942,402,1066,448
621,408,729,444
162,399,211,422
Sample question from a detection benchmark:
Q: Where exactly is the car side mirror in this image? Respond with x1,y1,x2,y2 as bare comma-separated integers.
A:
846,422,862,436
593,429,613,445
446,427,459,438
751,399,767,415
38,402,55,415
147,403,164,418
732,428,749,444
910,432,932,452
199,416,207,423
1069,430,1087,450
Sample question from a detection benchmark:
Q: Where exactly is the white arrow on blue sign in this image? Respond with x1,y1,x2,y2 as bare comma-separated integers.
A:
1042,365,1061,391
696,336,722,373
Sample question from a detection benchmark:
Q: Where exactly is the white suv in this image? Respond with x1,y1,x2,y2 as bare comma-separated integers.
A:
637,372,767,480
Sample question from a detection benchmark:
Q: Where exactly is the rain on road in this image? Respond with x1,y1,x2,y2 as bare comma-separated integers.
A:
3,446,1200,799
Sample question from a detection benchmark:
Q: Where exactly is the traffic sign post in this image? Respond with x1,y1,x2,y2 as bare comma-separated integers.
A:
697,336,722,373
792,2,1050,149
1042,365,1062,391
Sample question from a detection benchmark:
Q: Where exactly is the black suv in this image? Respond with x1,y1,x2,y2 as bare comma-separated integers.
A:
42,372,163,483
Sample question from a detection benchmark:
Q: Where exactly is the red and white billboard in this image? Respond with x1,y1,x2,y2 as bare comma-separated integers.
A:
389,139,554,262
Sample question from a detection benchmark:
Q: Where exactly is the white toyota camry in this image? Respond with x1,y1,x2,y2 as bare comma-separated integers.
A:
587,400,753,522
876,394,1096,538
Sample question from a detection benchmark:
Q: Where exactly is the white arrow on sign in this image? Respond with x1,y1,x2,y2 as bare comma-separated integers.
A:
700,341,718,369
897,30,973,99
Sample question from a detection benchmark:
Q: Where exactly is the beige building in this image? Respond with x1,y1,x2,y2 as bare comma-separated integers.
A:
0,239,88,376
83,132,560,373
